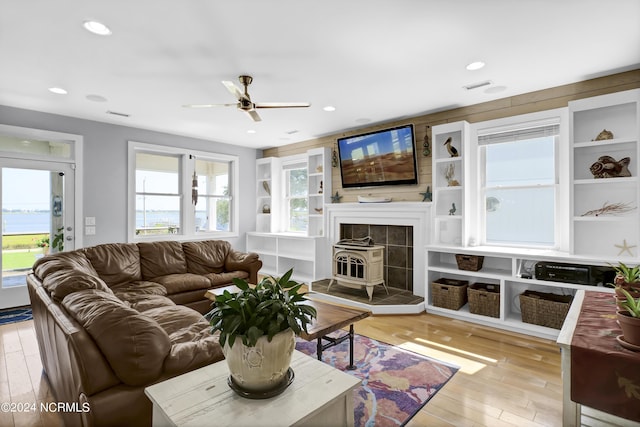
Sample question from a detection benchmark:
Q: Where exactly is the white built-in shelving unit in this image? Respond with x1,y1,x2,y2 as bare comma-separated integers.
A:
255,157,280,233
431,121,470,247
425,246,615,339
306,147,332,237
569,88,640,261
248,147,332,283
426,92,640,338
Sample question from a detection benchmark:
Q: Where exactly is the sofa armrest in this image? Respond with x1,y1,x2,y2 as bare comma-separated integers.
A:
224,250,262,284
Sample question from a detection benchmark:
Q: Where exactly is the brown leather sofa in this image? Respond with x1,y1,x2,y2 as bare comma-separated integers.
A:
27,239,262,427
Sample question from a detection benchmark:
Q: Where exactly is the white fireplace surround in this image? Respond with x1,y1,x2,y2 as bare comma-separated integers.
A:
324,202,432,300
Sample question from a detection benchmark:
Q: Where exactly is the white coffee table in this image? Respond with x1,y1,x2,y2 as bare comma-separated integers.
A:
145,350,360,427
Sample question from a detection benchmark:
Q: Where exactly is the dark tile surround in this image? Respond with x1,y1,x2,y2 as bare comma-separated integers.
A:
339,224,414,292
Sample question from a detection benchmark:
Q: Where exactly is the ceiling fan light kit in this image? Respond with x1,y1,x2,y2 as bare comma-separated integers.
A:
184,75,311,122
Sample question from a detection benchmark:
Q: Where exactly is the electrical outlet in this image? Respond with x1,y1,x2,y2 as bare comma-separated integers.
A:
85,226,96,235
85,217,96,226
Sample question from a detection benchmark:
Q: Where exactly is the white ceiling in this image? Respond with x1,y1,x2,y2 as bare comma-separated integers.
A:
1,0,639,150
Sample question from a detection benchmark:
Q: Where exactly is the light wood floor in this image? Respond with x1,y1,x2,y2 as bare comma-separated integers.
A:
0,313,562,426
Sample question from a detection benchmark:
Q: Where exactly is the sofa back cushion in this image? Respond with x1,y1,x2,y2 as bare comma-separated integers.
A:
138,241,187,279
62,289,171,387
33,250,98,280
84,243,142,287
182,240,230,275
42,269,112,302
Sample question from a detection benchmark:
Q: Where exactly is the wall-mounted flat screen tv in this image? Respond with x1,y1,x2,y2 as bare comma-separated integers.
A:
337,124,418,189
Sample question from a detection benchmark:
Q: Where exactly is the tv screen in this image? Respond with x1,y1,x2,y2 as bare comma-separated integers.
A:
337,124,418,188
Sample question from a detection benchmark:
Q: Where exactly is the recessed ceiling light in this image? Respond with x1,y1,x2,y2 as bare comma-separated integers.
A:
48,87,68,95
466,61,485,71
323,106,336,112
86,94,108,102
83,20,112,36
247,130,256,134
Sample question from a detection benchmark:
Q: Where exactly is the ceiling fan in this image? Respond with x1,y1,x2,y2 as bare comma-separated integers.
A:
183,75,311,122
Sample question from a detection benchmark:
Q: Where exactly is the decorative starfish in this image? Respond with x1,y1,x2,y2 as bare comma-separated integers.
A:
331,191,342,203
419,186,432,202
615,239,637,256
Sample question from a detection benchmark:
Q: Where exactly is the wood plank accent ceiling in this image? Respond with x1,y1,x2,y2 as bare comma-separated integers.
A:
264,69,640,204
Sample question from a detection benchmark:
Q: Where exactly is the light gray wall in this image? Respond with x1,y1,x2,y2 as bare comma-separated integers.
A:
0,105,258,251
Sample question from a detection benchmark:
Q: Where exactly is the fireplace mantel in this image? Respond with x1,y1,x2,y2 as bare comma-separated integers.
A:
323,202,432,309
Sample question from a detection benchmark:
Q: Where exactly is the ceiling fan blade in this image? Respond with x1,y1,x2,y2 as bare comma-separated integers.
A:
182,103,238,108
254,102,311,109
245,109,262,122
222,80,248,101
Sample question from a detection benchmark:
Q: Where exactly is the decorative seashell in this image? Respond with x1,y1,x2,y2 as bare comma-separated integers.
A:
593,129,614,141
590,155,631,178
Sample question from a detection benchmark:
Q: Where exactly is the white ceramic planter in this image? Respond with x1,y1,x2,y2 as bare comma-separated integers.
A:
223,328,295,392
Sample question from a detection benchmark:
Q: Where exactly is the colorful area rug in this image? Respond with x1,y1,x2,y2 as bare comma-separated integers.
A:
0,306,33,325
295,333,458,426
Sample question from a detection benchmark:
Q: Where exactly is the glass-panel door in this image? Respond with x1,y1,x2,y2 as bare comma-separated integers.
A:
0,159,75,309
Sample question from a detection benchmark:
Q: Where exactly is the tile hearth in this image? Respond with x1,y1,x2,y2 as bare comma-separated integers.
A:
311,279,424,306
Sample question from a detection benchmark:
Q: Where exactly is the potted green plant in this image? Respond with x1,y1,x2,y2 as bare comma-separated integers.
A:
205,268,317,394
610,262,640,298
617,287,640,347
51,227,65,253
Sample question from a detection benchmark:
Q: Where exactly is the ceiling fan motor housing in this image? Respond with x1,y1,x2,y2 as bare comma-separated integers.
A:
239,98,255,110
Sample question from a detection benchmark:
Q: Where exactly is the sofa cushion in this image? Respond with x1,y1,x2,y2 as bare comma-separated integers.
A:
62,289,171,387
143,305,205,336
110,280,167,300
164,335,224,375
142,306,224,375
130,295,176,312
152,273,212,295
42,269,112,302
84,243,142,287
205,270,249,286
138,241,187,280
33,250,98,280
182,240,230,275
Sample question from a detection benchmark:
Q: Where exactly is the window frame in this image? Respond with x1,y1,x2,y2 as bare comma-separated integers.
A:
278,154,308,234
470,108,569,251
127,141,239,242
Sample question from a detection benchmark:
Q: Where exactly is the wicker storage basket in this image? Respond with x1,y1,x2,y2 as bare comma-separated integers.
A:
455,254,484,271
519,290,573,329
431,278,468,310
468,283,500,318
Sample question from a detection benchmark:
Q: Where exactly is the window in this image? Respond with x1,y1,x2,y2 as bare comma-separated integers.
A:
476,115,563,248
194,158,231,233
135,152,181,236
284,164,308,232
128,141,238,241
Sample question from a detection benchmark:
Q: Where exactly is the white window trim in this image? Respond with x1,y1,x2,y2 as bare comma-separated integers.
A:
127,141,239,242
469,108,569,251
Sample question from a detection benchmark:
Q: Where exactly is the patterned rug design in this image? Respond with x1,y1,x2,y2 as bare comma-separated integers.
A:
296,333,458,426
0,306,33,325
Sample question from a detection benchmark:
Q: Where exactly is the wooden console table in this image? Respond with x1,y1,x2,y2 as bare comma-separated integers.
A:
557,290,640,427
